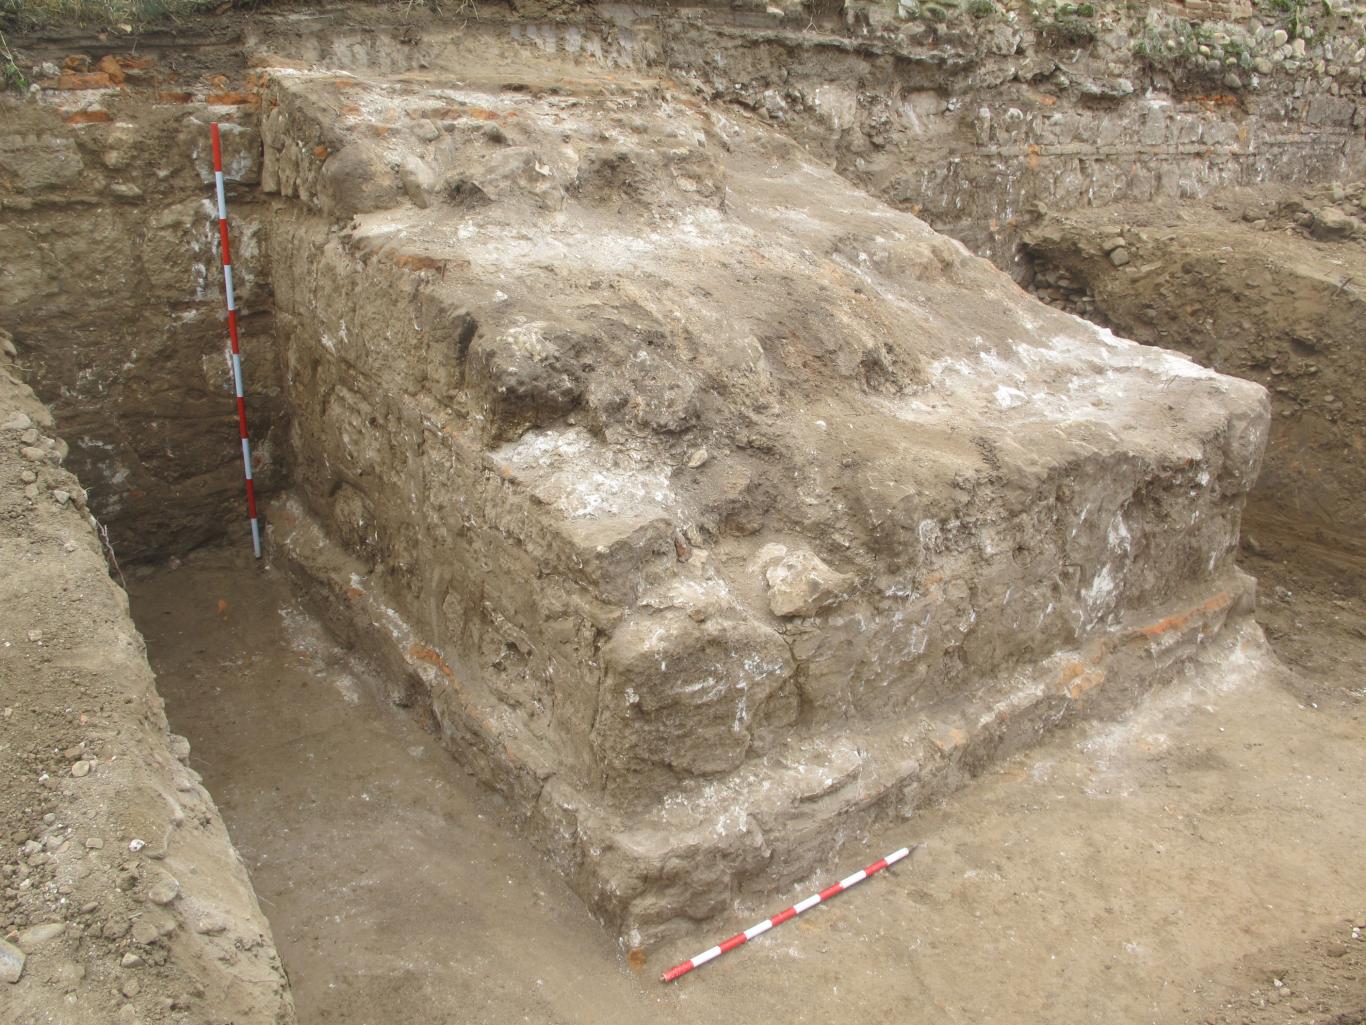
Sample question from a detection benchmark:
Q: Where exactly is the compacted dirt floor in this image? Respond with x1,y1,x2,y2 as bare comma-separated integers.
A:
128,549,1365,1025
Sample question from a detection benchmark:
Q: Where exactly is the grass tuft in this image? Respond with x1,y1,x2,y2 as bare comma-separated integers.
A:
1,0,227,32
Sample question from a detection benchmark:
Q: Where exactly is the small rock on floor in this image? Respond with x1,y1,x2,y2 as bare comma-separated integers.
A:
0,937,25,984
16,921,64,950
147,877,179,906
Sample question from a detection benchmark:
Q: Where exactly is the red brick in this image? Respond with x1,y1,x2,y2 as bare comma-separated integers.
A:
56,72,114,90
96,55,125,85
205,91,259,107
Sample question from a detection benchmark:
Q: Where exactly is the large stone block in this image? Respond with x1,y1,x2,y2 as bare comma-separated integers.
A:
260,53,1268,945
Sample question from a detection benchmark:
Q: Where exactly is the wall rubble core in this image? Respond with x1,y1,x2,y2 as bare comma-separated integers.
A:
7,0,1347,957
2,0,1360,560
254,34,1270,947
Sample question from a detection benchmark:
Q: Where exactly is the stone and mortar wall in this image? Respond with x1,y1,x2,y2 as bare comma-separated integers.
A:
0,59,285,563
1022,183,1366,557
263,203,1269,942
2,0,1360,566
0,366,294,1022
252,52,1269,943
244,2,1366,274
650,0,1366,271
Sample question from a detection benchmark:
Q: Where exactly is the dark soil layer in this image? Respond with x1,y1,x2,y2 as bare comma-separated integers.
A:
1025,181,1366,564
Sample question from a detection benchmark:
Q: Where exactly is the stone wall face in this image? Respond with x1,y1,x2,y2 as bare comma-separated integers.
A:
0,77,285,562
4,0,1361,567
254,41,1269,943
648,4,1366,273
0,0,1339,947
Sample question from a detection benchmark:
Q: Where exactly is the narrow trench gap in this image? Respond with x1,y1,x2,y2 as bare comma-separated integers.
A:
117,548,1366,1025
124,548,648,1025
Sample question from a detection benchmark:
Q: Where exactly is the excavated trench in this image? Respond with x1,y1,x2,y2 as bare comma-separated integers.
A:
3,4,1366,1023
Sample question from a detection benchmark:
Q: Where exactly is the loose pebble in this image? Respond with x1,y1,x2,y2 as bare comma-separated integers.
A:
15,921,64,950
146,877,179,906
0,937,25,984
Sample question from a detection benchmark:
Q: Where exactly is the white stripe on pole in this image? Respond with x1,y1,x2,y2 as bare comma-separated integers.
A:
211,121,261,560
661,846,913,983
692,947,723,967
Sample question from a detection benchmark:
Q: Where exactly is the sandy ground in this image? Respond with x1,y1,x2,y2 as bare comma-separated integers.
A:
128,549,1365,1025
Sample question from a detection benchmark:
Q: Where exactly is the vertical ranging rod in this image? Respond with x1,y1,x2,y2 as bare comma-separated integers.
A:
209,122,261,558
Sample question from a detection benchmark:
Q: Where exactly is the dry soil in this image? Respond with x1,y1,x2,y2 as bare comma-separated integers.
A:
128,548,1365,1025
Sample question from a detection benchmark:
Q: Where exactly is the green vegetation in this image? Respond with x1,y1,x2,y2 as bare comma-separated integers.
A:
1259,0,1310,39
1027,0,1098,46
1132,18,1200,72
0,0,224,31
1,28,26,91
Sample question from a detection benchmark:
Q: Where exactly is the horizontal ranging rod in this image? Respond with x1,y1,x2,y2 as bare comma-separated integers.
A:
660,845,913,983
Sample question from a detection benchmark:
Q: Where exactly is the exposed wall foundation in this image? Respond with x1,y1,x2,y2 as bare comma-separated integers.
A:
6,0,1354,964
250,38,1267,945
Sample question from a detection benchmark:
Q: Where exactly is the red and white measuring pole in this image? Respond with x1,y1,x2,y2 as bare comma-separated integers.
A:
209,122,261,558
660,845,912,983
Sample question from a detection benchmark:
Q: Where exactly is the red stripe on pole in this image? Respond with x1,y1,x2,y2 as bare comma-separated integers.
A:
718,933,747,954
660,846,912,984
210,121,260,557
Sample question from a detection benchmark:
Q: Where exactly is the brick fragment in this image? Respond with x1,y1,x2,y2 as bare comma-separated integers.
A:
56,72,113,90
96,55,125,84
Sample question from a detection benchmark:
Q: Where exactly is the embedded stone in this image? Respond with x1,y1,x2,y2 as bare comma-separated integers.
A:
764,548,854,618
